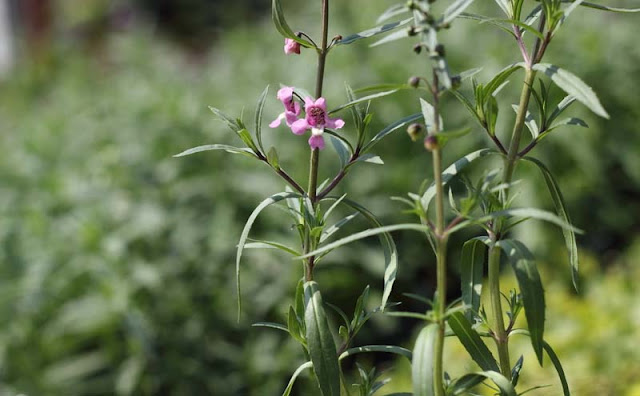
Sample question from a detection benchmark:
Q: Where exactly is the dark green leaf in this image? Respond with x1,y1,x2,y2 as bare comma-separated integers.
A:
271,0,314,47
460,239,485,319
447,373,484,395
497,239,545,364
412,324,438,396
288,306,306,346
533,63,609,118
511,355,524,386
522,157,579,290
338,18,412,45
254,86,269,153
447,312,499,372
304,281,341,396
282,361,314,396
267,147,280,169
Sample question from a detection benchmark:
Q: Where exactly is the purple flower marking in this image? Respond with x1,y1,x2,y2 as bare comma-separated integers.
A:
269,87,302,128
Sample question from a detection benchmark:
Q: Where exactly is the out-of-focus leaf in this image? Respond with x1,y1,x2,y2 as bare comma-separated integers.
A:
282,361,314,396
174,144,257,158
254,85,269,153
441,0,476,25
460,238,485,319
329,89,399,115
370,29,410,47
338,18,412,45
271,0,314,47
377,4,410,23
363,113,423,153
412,324,438,396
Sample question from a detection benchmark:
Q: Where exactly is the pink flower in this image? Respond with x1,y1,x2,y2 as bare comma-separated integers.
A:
284,38,301,55
290,97,345,150
269,86,301,128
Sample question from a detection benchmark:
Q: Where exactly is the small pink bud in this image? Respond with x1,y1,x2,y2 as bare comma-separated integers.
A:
424,135,439,151
284,38,301,55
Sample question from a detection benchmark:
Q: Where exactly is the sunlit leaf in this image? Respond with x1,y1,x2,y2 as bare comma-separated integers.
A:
412,324,438,396
448,312,500,371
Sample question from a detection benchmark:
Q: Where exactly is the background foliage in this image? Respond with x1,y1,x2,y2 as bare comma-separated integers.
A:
1,0,639,395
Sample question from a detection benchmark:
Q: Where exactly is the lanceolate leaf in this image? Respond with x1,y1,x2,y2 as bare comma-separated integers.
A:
282,361,314,396
510,329,570,396
363,113,423,153
339,345,413,361
493,0,512,16
561,0,640,13
465,371,517,396
460,239,486,319
441,0,476,25
319,198,399,312
447,312,499,372
377,4,410,23
421,149,498,210
237,192,302,319
497,239,545,364
522,157,579,291
254,86,269,153
532,63,609,119
412,324,438,396
370,29,410,47
304,281,341,396
271,0,314,47
174,144,257,158
449,207,582,235
337,18,412,45
420,98,443,133
329,89,399,115
243,239,300,256
209,106,242,131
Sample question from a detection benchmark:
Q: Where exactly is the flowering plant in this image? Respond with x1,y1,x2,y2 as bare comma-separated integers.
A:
176,0,639,394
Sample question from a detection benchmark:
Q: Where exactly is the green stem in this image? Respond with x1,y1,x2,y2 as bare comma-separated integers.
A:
433,231,447,396
488,243,511,379
304,0,330,281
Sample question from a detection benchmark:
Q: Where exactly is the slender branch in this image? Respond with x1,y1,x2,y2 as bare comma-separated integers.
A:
489,133,508,155
512,26,530,65
517,138,538,159
255,153,305,194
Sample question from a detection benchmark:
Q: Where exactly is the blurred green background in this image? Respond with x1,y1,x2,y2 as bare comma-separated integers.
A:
1,0,639,395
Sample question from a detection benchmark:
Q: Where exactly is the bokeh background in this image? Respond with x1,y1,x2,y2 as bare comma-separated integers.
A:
1,0,639,395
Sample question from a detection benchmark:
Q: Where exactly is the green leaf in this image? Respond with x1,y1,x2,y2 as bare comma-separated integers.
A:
447,373,484,395
271,0,314,48
329,89,399,115
569,0,640,12
412,324,438,396
320,198,399,312
493,0,512,16
252,322,289,333
453,371,516,396
547,95,576,125
484,63,524,100
350,153,384,166
243,239,300,256
174,144,257,158
329,135,351,168
460,239,485,319
209,106,242,131
522,157,579,291
376,4,410,23
288,306,306,346
449,90,484,127
363,113,423,153
510,330,570,396
420,98,443,133
254,86,269,153
511,104,539,138
450,207,582,235
441,0,476,25
304,281,341,396
339,345,413,361
320,213,359,243
282,361,314,396
533,63,609,119
447,312,500,372
267,146,280,169
370,29,410,47
421,149,498,210
237,192,302,319
540,117,588,140
338,18,413,45
497,239,545,364
458,13,516,37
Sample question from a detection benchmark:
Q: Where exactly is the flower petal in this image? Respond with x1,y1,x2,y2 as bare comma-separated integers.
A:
314,97,326,110
326,117,345,130
269,113,285,128
285,111,299,126
290,119,309,135
308,134,325,150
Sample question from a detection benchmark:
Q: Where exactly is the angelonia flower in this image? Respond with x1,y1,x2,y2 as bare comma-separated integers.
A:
291,97,345,150
269,87,301,128
284,38,301,55
269,89,345,150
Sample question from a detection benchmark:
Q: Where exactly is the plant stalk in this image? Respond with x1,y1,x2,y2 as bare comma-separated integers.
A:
304,0,330,281
488,243,511,378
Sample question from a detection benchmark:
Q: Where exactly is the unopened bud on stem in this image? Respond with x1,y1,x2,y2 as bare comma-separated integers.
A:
408,76,420,88
424,134,439,151
407,123,424,141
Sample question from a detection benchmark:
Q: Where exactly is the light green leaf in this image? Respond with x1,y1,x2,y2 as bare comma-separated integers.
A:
243,239,300,256
237,192,301,319
329,89,399,115
254,86,269,153
447,373,484,395
271,0,314,47
339,345,413,361
209,106,242,131
252,322,289,333
421,149,498,210
522,157,579,291
511,104,539,138
484,63,524,99
460,239,485,319
282,361,314,396
533,63,609,118
540,117,588,140
412,324,438,396
493,0,512,16
450,207,582,235
351,153,384,166
571,0,640,12
510,330,570,396
370,29,410,47
363,113,423,153
267,146,280,169
174,144,257,158
304,281,341,396
320,213,359,243
329,135,351,168
377,4,410,23
441,0,476,25
497,239,545,364
448,312,500,371
463,371,517,396
420,98,443,133
338,18,413,45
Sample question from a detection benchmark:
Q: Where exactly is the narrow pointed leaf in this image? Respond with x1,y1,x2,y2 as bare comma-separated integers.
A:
254,86,269,153
320,213,359,243
412,324,438,396
363,113,423,153
448,312,500,371
237,192,301,318
511,104,539,138
370,29,410,47
447,373,484,395
209,106,242,131
460,239,485,319
174,144,257,158
441,0,476,25
243,239,300,256
522,157,579,290
339,345,413,361
338,18,413,45
329,90,399,115
377,4,410,23
469,371,517,396
497,239,545,364
533,63,609,118
493,0,512,16
450,207,582,234
282,361,314,396
271,0,314,47
252,322,289,333
304,281,341,396
420,98,443,133
573,1,640,12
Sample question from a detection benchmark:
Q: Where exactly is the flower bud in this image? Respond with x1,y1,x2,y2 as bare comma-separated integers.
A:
407,123,423,141
413,44,422,54
451,75,461,89
407,26,418,36
408,76,420,88
424,134,439,151
435,44,445,57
